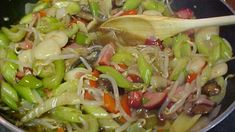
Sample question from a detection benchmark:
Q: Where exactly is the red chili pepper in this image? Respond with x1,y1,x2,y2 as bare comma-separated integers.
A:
118,116,127,124
118,63,128,70
89,70,100,88
186,73,198,83
38,10,47,17
89,80,98,88
103,92,118,113
121,9,138,16
84,91,94,100
121,94,131,116
57,127,64,132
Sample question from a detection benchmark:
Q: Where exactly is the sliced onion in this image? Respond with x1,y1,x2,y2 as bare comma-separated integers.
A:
56,8,66,19
208,105,221,120
48,54,79,61
163,49,169,78
166,0,174,15
80,56,92,72
210,63,228,80
80,100,103,106
30,118,59,129
190,117,210,132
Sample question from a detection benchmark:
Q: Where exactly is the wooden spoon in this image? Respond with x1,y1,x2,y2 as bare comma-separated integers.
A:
100,15,235,40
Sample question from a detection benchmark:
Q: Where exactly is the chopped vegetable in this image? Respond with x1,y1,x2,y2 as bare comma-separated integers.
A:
1,81,18,110
96,66,132,89
18,75,43,89
0,31,10,47
1,27,26,42
98,118,120,130
51,106,82,123
111,50,134,66
120,94,131,116
186,73,198,83
0,48,18,84
142,0,165,13
123,0,142,10
170,113,201,132
82,105,109,118
14,84,37,103
88,0,100,17
43,60,65,89
137,54,152,85
54,1,80,15
36,17,64,33
75,32,90,45
121,9,138,15
103,92,118,113
21,92,81,122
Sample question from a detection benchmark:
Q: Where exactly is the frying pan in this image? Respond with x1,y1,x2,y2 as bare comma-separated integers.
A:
0,0,235,131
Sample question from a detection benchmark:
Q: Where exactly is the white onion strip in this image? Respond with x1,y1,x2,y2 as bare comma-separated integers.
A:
80,56,92,72
31,118,59,129
158,73,184,114
163,49,169,78
168,73,184,98
48,54,79,61
80,100,103,106
166,0,174,15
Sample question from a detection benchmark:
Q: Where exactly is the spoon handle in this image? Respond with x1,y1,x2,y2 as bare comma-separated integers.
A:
187,15,235,28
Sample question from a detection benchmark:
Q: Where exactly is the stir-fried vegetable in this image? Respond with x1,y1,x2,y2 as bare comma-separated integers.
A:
96,66,132,89
0,0,233,131
137,54,153,85
1,81,19,110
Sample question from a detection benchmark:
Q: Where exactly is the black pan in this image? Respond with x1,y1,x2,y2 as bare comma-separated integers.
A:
0,0,235,131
